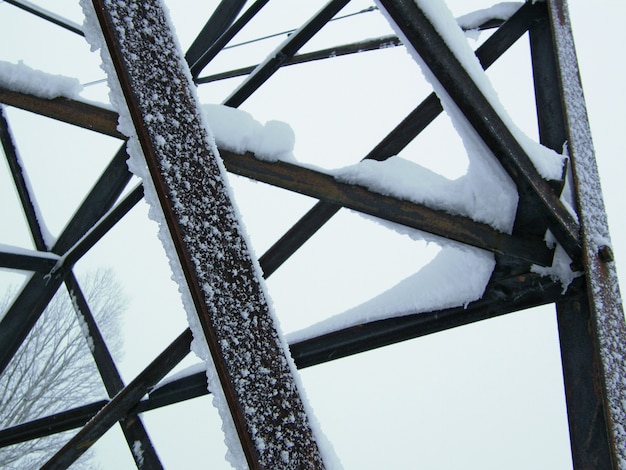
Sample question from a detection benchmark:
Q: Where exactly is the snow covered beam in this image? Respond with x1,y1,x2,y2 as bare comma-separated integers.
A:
256,0,549,276
77,1,326,468
377,0,581,263
222,149,553,266
0,91,552,268
546,1,626,467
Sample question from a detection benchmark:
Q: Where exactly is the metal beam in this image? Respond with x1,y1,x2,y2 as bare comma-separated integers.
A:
42,329,192,469
1,269,578,448
377,0,581,263
222,150,553,266
188,0,270,79
0,250,58,272
257,0,549,277
0,106,48,250
185,0,247,77
224,0,350,108
3,0,84,36
546,1,626,467
0,87,124,139
196,35,404,84
0,90,550,267
87,1,325,468
529,8,615,468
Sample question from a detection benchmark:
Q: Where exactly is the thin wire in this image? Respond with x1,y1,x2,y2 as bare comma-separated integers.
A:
82,78,108,87
222,5,378,51
3,0,84,36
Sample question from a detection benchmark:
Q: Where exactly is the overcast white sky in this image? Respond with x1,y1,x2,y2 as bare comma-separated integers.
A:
1,1,625,469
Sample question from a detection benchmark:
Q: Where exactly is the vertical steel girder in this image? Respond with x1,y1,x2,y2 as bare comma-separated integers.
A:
546,1,626,467
70,1,326,468
529,8,619,467
258,1,547,277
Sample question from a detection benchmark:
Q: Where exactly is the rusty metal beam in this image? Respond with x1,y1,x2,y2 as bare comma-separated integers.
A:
528,8,614,468
0,86,124,139
0,88,552,267
222,150,553,266
377,0,581,264
546,1,626,467
82,1,325,468
258,0,549,277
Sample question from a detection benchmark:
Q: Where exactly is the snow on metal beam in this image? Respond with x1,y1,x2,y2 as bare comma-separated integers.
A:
82,1,325,468
258,0,548,276
377,0,581,263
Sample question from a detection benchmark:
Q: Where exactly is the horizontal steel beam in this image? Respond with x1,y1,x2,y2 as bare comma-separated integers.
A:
1,270,577,447
0,87,124,139
0,88,550,266
222,150,553,265
257,0,549,276
0,250,58,272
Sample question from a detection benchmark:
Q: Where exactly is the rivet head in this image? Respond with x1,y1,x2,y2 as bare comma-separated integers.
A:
598,245,614,263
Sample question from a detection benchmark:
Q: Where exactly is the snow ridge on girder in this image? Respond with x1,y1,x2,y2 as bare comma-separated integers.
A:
80,0,328,468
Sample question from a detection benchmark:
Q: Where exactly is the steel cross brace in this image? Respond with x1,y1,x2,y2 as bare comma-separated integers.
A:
74,1,326,469
1,107,161,468
0,146,132,376
377,0,581,263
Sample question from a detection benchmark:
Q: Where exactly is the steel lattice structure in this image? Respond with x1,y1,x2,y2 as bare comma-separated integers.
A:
0,0,625,468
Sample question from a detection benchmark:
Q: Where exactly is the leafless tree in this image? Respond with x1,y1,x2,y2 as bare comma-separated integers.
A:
0,269,125,469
